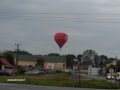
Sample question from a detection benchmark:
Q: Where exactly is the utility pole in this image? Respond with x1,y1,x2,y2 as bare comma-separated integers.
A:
115,56,117,75
78,61,81,85
15,43,21,73
97,56,100,80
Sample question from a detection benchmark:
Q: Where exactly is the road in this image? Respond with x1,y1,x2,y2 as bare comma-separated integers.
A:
0,83,117,90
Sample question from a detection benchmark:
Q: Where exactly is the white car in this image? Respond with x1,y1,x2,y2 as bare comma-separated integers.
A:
106,73,114,80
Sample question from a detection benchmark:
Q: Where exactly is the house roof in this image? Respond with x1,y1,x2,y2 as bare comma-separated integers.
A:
16,55,37,61
42,56,66,63
15,55,66,63
0,59,13,68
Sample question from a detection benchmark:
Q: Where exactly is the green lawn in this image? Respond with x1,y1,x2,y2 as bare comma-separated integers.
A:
0,73,120,89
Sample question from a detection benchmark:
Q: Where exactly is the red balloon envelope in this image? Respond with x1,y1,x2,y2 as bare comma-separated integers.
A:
54,32,68,49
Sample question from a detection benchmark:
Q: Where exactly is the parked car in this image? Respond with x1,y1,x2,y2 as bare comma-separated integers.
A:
0,70,11,76
24,70,45,75
106,73,114,80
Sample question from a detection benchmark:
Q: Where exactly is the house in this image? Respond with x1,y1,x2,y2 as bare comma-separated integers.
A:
105,59,118,69
105,59,119,74
15,55,66,71
0,53,13,73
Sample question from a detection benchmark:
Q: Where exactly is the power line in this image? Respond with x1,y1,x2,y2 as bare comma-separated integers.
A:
1,15,120,20
0,12,120,15
1,18,120,23
1,13,120,23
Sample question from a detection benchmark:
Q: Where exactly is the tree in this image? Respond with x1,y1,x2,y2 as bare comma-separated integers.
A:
65,54,76,69
99,55,108,68
82,50,97,67
82,49,97,61
100,55,108,61
36,58,44,68
77,54,83,62
3,51,14,66
104,58,114,65
48,53,60,56
13,50,32,55
116,60,120,72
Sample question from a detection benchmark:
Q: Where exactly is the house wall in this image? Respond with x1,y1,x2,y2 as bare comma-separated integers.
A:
18,61,36,67
44,62,65,71
44,62,54,69
54,63,64,70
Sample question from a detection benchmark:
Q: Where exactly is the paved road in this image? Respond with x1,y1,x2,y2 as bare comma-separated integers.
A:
0,83,117,90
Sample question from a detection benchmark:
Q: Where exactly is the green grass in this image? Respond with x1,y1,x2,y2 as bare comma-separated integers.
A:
76,80,119,89
0,73,120,89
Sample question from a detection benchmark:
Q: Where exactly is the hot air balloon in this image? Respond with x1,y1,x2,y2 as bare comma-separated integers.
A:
54,32,68,50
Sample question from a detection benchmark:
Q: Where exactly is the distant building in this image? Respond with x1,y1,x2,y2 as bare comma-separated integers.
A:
88,66,100,75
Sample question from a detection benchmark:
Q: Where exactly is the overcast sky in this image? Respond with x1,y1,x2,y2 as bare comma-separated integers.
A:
0,0,120,57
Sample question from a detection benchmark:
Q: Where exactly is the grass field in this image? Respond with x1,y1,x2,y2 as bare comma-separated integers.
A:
0,73,120,89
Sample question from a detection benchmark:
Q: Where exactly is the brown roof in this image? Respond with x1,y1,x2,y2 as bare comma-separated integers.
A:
0,59,13,68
